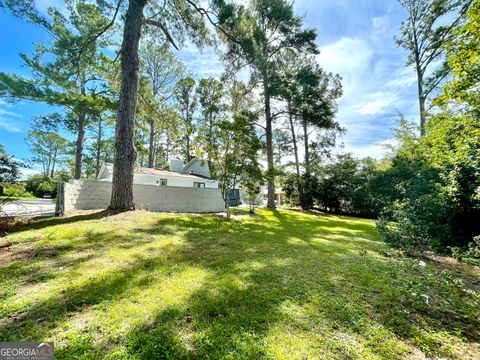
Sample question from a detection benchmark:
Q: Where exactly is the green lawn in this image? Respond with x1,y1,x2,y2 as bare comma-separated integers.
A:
0,195,37,201
0,209,478,359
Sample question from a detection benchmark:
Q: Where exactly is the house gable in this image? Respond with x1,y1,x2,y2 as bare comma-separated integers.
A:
183,159,211,178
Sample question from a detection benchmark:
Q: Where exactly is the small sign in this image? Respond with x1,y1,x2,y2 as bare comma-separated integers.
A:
0,343,54,360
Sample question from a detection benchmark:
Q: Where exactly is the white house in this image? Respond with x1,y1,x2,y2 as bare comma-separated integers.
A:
97,159,219,189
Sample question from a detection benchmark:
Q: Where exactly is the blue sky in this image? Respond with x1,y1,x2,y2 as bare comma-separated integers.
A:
0,0,420,173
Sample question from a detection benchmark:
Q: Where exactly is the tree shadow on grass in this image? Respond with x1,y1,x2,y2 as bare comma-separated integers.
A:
117,211,480,359
0,246,175,341
1,210,115,237
1,210,478,359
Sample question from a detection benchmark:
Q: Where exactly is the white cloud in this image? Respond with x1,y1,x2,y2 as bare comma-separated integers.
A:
357,92,400,116
340,138,398,159
310,3,421,160
317,37,373,98
385,67,418,89
372,15,389,31
0,107,23,132
0,109,23,118
0,117,22,132
177,43,225,79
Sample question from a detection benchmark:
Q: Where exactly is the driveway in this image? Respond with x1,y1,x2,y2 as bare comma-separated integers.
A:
0,199,56,217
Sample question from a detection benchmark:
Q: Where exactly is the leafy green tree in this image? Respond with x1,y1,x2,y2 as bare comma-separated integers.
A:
196,77,226,171
140,40,185,167
84,115,115,178
216,0,318,208
0,145,19,182
296,60,343,173
437,0,480,111
241,177,261,213
396,0,473,136
376,113,480,252
0,0,115,179
315,154,379,216
107,0,214,211
273,129,293,169
175,76,197,162
272,52,343,174
25,174,58,198
25,129,70,179
210,113,262,220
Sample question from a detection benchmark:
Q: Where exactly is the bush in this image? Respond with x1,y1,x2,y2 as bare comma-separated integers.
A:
25,175,58,198
450,236,480,266
298,173,318,210
0,183,32,198
35,181,57,198
375,114,480,253
315,154,380,217
282,173,300,206
282,173,318,210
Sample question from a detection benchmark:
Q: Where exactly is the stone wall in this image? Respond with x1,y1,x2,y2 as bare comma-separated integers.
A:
61,180,225,213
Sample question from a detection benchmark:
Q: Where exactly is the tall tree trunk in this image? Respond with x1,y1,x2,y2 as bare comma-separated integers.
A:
110,0,147,211
207,114,213,172
46,154,51,179
42,155,48,179
263,74,276,209
74,74,87,180
95,118,103,178
148,121,155,168
74,111,86,179
288,104,300,176
185,101,191,162
415,63,426,137
165,129,170,164
186,134,191,162
412,23,426,137
51,149,57,178
225,189,231,220
303,118,310,173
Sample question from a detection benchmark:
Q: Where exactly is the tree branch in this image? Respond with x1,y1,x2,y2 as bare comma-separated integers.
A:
144,19,180,50
185,0,241,46
80,0,123,56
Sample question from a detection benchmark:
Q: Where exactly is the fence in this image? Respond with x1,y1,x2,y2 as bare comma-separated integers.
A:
56,179,225,214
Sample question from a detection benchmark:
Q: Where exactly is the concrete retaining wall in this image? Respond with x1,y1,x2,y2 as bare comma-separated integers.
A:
62,180,225,213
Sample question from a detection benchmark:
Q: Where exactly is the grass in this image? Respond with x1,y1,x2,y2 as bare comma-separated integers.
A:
0,195,37,201
0,209,479,359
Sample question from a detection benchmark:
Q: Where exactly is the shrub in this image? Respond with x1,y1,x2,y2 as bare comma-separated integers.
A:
282,173,300,206
375,114,480,253
35,181,57,198
298,173,318,210
282,173,318,210
315,154,380,217
450,236,480,266
0,183,32,198
25,175,58,198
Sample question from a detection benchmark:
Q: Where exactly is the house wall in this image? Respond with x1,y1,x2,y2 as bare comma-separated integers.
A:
62,179,225,213
98,173,218,188
184,160,211,178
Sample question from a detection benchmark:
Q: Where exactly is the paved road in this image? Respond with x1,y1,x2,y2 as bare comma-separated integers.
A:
0,199,56,217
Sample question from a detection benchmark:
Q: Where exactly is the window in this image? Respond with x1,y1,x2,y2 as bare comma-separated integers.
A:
193,182,205,188
159,178,167,186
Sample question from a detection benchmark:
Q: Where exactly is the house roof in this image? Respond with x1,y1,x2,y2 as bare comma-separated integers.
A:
103,163,215,181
